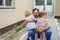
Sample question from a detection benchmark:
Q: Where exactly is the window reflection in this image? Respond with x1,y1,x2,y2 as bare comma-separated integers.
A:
0,0,3,5
47,0,52,5
36,0,44,5
5,0,12,6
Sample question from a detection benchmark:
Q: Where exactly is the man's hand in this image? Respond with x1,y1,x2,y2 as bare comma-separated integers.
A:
42,23,51,32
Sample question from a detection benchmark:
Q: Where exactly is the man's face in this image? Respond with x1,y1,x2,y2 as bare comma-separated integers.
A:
33,10,39,18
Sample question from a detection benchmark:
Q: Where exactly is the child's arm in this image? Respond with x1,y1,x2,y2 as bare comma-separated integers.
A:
21,18,35,25
27,18,35,22
21,20,27,26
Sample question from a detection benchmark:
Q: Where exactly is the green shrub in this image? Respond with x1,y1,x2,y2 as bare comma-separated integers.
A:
15,25,25,32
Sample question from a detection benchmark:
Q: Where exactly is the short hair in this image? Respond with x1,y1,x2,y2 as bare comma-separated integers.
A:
32,8,39,12
25,10,31,17
38,11,46,17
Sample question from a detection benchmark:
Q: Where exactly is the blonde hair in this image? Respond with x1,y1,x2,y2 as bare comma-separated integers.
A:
38,11,47,17
25,10,31,17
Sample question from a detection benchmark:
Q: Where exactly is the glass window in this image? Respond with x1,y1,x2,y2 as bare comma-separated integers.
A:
5,0,12,6
35,0,44,5
0,0,15,8
0,0,3,5
47,0,52,5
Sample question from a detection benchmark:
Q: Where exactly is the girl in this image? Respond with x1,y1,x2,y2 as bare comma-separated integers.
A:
37,11,50,40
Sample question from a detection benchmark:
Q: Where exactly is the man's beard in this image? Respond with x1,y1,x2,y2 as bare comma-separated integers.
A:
34,15,38,18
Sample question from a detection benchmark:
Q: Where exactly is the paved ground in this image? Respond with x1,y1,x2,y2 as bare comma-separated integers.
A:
49,18,59,40
20,18,60,40
57,18,60,27
56,18,60,39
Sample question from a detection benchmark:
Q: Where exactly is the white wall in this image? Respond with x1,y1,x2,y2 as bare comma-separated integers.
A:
55,0,60,16
0,0,33,29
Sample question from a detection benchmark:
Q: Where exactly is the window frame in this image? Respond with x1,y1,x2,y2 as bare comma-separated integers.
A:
0,0,15,9
47,0,52,5
35,0,45,6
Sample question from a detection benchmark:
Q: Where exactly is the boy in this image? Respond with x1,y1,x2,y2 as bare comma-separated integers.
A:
21,10,36,40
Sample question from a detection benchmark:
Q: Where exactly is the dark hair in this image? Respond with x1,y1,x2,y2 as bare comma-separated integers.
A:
32,8,39,12
38,11,46,17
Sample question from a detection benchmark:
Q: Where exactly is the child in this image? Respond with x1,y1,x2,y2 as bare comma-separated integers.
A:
25,10,31,17
21,10,31,40
21,10,36,40
21,10,31,26
37,11,50,40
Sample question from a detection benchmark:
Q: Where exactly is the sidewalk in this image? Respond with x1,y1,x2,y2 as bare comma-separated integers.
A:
57,18,60,27
50,18,59,40
55,18,60,40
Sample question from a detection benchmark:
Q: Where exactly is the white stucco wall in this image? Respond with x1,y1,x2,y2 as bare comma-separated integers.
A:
0,0,33,29
55,0,60,16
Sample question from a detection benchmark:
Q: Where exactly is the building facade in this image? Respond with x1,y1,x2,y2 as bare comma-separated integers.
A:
0,0,60,29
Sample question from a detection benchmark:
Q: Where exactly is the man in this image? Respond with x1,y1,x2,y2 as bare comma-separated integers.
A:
28,8,52,40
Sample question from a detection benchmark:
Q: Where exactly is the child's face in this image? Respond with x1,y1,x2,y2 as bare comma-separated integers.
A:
43,15,47,18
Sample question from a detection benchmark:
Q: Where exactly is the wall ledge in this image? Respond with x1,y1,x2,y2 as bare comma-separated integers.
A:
55,16,60,18
0,20,25,35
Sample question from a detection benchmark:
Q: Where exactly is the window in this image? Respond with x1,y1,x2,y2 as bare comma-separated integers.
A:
35,0,44,5
0,0,15,9
47,0,52,5
0,0,3,5
5,0,12,6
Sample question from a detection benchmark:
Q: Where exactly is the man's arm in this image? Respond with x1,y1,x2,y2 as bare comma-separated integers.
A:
39,23,51,33
42,23,51,32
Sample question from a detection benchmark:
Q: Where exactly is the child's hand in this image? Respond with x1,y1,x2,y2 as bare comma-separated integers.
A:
38,28,43,33
39,30,43,33
28,18,35,22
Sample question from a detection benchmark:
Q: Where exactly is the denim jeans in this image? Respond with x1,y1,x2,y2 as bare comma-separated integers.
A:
28,29,52,40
